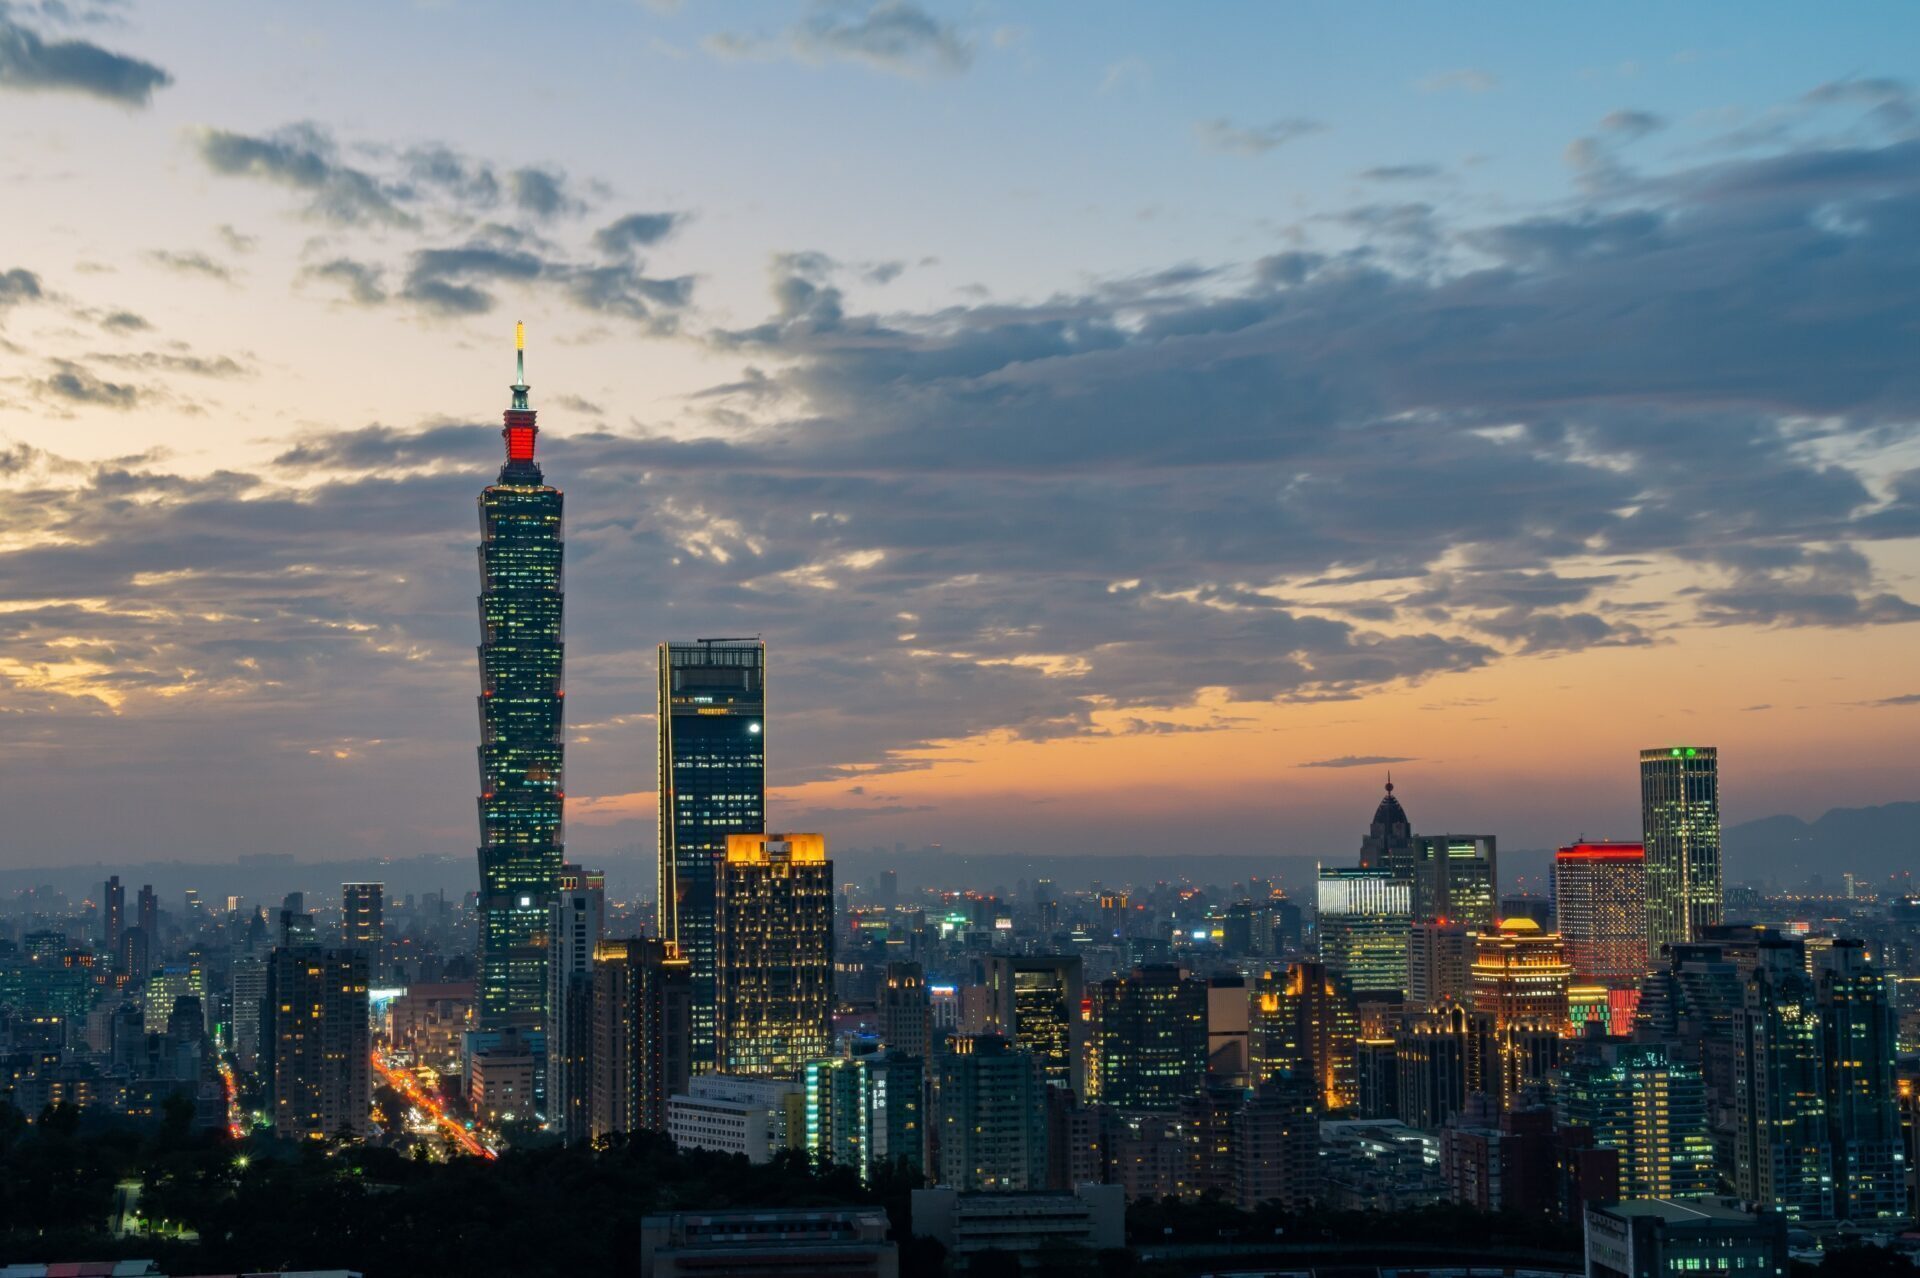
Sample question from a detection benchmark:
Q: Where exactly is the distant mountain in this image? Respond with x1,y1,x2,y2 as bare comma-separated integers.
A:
1723,801,1920,887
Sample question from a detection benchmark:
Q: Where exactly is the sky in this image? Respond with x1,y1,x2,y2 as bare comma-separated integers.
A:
2,1,1919,872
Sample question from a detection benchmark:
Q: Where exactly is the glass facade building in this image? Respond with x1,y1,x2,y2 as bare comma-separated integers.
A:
658,638,766,1066
714,833,833,1077
1315,867,1412,995
1554,842,1649,986
476,331,565,1032
1641,746,1722,959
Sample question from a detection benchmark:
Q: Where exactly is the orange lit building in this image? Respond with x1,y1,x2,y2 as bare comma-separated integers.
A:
714,833,833,1077
1250,962,1359,1111
1471,918,1572,1105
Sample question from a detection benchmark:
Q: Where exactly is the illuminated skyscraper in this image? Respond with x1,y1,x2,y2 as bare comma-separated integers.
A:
1641,746,1721,958
1553,842,1648,985
548,864,606,1143
984,955,1085,1088
1407,835,1497,928
1249,962,1359,1111
1734,938,1829,1220
341,882,383,967
1816,939,1905,1223
1315,867,1411,995
267,945,370,1141
1552,1040,1716,1199
1408,921,1474,1009
589,936,691,1137
1471,918,1572,1104
715,833,833,1077
476,325,565,1032
101,875,124,959
1359,778,1414,870
1086,964,1208,1111
803,1050,926,1181
659,638,766,1066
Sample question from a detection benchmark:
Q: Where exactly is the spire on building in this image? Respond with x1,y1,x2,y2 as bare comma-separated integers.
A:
502,320,539,473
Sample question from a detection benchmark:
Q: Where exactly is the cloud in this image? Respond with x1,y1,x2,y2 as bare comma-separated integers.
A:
1866,693,1920,707
1194,116,1324,156
0,267,42,306
593,211,686,255
1599,108,1666,139
193,125,415,228
147,249,234,281
1358,164,1444,182
98,309,147,331
0,9,171,105
1298,755,1420,769
303,257,387,306
706,1,973,78
507,167,579,219
1417,68,1496,94
38,359,138,407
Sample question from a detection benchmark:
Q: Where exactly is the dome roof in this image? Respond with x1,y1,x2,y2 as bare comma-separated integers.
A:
1371,779,1408,829
1499,917,1542,932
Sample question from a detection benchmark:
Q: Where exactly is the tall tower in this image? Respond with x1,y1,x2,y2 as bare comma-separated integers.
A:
658,638,766,1065
713,832,833,1077
476,323,566,1033
1358,778,1413,872
1640,746,1721,959
1553,842,1648,985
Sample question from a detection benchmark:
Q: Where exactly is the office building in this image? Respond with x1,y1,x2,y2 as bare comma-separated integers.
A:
1409,921,1474,1009
1733,938,1828,1220
476,327,566,1033
1555,842,1649,985
641,1208,896,1278
1359,778,1414,871
1472,919,1572,1104
983,955,1084,1088
590,936,692,1138
933,1035,1048,1190
714,833,833,1077
1816,939,1906,1223
547,864,606,1142
137,883,158,948
101,875,124,958
1396,1002,1494,1131
1408,835,1498,928
230,955,267,1072
1316,867,1411,995
1208,973,1251,1087
1640,746,1721,959
1249,962,1358,1111
266,945,370,1141
1086,964,1208,1111
341,882,383,975
803,1050,925,1181
658,637,766,1067
878,961,932,1060
667,1074,804,1162
1583,1199,1787,1278
1553,1041,1716,1199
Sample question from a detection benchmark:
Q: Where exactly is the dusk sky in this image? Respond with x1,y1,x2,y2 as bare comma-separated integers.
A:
3,1,1918,869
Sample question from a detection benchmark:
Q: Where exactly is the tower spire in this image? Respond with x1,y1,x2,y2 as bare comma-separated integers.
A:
501,320,539,469
511,319,529,410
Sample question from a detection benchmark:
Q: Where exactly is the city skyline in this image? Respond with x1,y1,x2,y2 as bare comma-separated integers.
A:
3,4,1920,868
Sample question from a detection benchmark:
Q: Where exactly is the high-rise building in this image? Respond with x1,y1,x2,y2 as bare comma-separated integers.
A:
590,936,692,1138
1552,1041,1716,1199
1316,867,1411,995
1641,746,1721,959
1733,938,1828,1220
984,955,1085,1088
1554,843,1648,985
266,945,370,1141
933,1035,1048,1190
658,638,766,1067
548,864,606,1142
1250,962,1359,1111
341,882,384,968
1359,778,1414,871
1407,835,1497,928
230,955,267,1072
476,325,566,1033
137,884,158,948
803,1050,926,1181
878,961,932,1060
1409,921,1475,1010
1086,964,1208,1111
1396,1001,1495,1131
1471,918,1572,1105
101,876,124,959
714,833,833,1077
1816,939,1905,1223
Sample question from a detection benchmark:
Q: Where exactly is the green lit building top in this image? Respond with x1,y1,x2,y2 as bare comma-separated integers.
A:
477,325,565,1032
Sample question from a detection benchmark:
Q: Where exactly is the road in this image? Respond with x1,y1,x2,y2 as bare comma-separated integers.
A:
370,1048,497,1160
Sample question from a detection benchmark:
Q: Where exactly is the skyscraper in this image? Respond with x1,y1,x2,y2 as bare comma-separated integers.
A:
267,945,370,1141
589,936,692,1138
1249,962,1359,1111
1086,964,1208,1111
1816,940,1905,1223
101,875,124,959
658,638,766,1066
1315,867,1411,995
1471,918,1572,1104
1407,835,1497,928
548,864,606,1142
1641,746,1721,959
341,882,384,968
714,833,833,1077
1359,778,1414,870
137,884,158,947
1734,939,1829,1220
1553,842,1648,985
1552,1040,1716,1199
984,955,1085,1089
878,961,932,1061
933,1035,1048,1190
476,324,566,1033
